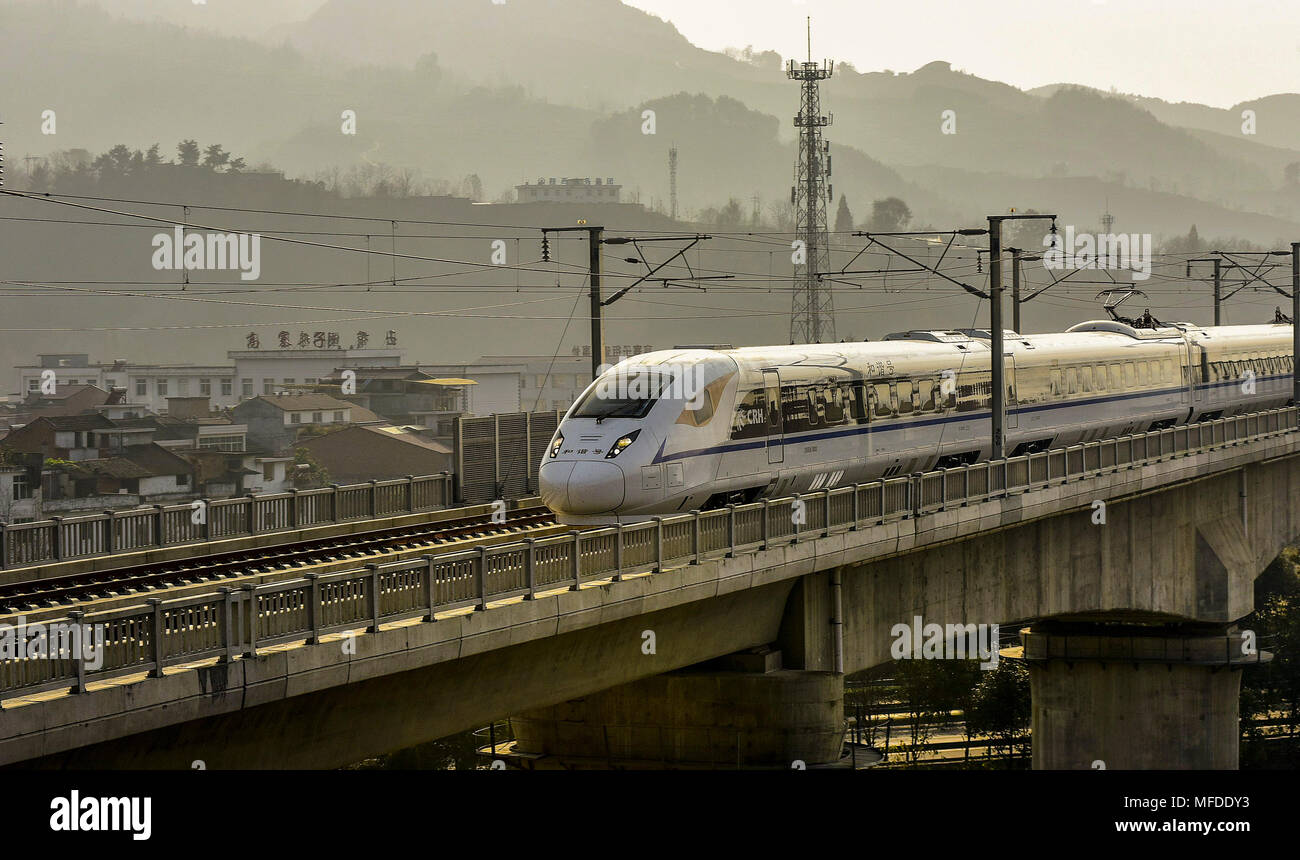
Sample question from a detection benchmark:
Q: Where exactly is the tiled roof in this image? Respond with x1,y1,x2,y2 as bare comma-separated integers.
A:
242,394,354,412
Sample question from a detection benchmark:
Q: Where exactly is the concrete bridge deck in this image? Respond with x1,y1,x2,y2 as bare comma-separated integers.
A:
2,408,1296,768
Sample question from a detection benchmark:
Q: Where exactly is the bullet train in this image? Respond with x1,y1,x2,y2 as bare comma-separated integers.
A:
538,320,1296,524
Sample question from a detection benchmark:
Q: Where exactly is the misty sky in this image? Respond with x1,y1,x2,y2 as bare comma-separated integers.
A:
624,0,1299,107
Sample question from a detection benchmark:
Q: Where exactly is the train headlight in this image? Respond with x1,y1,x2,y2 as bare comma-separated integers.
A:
549,434,564,458
605,429,641,459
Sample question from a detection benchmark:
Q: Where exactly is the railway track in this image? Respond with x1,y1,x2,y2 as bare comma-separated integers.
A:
0,506,557,612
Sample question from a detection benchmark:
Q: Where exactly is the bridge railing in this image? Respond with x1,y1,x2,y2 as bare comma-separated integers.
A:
0,473,454,570
1,407,1295,701
915,408,1295,514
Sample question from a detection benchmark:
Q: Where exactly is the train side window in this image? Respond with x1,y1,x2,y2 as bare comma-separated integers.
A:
1107,364,1121,390
1123,362,1136,387
1096,365,1109,391
917,379,936,412
848,381,868,422
873,382,894,419
956,372,991,413
896,380,914,415
686,388,715,423
1162,359,1174,383
821,384,846,425
1049,368,1063,398
1136,362,1148,385
1080,366,1093,392
1065,367,1078,395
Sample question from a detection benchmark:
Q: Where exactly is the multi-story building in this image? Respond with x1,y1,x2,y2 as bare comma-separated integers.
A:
0,465,40,524
515,177,622,203
14,355,238,414
227,342,404,402
232,393,383,455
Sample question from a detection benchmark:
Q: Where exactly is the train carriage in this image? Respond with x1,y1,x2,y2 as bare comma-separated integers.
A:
539,320,1295,524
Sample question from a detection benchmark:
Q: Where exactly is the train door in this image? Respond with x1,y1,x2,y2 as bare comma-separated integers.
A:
763,369,784,464
1193,345,1207,407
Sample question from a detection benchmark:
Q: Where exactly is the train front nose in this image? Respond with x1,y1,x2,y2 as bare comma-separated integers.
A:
539,460,627,514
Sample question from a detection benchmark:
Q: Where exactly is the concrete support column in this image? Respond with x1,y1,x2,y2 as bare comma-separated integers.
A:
1016,622,1269,770
509,652,844,769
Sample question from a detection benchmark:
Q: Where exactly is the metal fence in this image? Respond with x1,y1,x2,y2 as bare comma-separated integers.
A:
0,473,454,570
2,407,1294,700
454,410,561,504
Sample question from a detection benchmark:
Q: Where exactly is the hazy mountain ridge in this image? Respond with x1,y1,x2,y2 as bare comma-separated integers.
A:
5,0,1300,237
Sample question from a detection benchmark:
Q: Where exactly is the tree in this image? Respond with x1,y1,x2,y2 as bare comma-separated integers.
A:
1241,546,1300,767
293,446,329,488
834,194,854,233
892,658,979,763
177,139,200,167
966,660,1031,765
714,197,745,228
202,143,231,171
461,173,483,202
866,197,912,232
766,198,795,232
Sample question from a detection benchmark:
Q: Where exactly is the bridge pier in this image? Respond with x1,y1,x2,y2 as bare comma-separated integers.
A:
508,650,844,769
1016,621,1269,770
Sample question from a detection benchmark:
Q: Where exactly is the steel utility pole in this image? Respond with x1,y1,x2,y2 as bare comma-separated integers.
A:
588,226,604,381
988,214,1056,459
543,225,605,381
542,229,723,382
1187,257,1223,325
1009,248,1041,334
1293,242,1299,412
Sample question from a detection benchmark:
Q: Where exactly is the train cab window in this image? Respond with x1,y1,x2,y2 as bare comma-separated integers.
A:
1081,366,1094,393
872,383,894,419
1065,367,1078,395
917,379,936,412
896,380,914,415
572,370,669,420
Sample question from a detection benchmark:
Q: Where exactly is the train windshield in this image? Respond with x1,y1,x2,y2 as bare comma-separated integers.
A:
571,370,672,421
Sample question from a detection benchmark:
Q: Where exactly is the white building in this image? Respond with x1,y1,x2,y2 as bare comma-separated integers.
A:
15,354,238,414
228,346,404,401
515,177,622,204
0,466,39,524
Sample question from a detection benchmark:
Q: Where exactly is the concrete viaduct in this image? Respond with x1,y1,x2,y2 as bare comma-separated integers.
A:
1,409,1296,770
